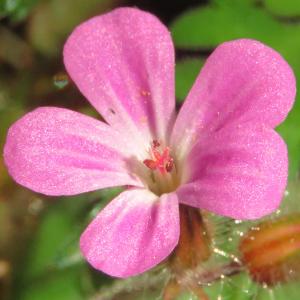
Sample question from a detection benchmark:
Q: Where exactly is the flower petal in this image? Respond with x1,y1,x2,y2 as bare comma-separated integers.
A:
64,7,175,148
80,189,179,278
172,39,296,159
177,122,288,220
4,107,143,196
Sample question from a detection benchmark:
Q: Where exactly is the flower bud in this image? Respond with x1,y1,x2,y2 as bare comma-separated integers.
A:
239,213,300,286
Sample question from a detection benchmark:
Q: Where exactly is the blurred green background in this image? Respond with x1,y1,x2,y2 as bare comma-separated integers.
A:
1,0,300,299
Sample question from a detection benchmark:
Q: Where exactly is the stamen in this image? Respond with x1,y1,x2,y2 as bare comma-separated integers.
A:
152,140,160,148
143,140,175,174
165,157,174,173
143,159,157,170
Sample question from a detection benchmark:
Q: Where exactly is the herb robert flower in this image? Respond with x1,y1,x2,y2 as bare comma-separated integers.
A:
3,8,296,278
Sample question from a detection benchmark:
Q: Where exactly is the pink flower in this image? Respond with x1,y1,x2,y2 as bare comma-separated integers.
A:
3,8,296,278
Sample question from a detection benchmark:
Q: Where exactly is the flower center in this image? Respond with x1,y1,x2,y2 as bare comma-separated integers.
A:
143,140,174,175
142,140,180,195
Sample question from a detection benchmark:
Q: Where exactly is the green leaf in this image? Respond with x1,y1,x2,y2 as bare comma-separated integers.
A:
264,0,300,17
15,188,123,299
202,273,254,300
15,196,91,297
175,58,204,102
22,202,80,280
171,0,284,49
21,267,85,300
277,113,300,179
176,292,198,300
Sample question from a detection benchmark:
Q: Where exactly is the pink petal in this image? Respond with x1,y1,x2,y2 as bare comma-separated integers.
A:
177,122,288,220
4,107,143,196
172,39,296,158
64,7,175,148
80,188,179,278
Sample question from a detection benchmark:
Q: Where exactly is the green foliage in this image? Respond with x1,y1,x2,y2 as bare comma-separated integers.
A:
14,189,121,299
201,273,256,300
15,199,85,299
176,292,198,300
172,0,285,49
175,58,204,101
0,0,41,21
20,267,85,300
264,0,300,17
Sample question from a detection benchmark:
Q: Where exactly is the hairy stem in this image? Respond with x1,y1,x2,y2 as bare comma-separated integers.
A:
90,261,244,300
178,261,244,287
89,268,169,300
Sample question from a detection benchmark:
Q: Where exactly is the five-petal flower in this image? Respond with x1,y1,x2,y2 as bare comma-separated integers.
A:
3,8,296,278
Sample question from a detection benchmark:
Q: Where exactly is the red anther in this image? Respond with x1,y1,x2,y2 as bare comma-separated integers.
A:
152,140,160,148
165,158,174,173
143,159,157,170
144,141,175,174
